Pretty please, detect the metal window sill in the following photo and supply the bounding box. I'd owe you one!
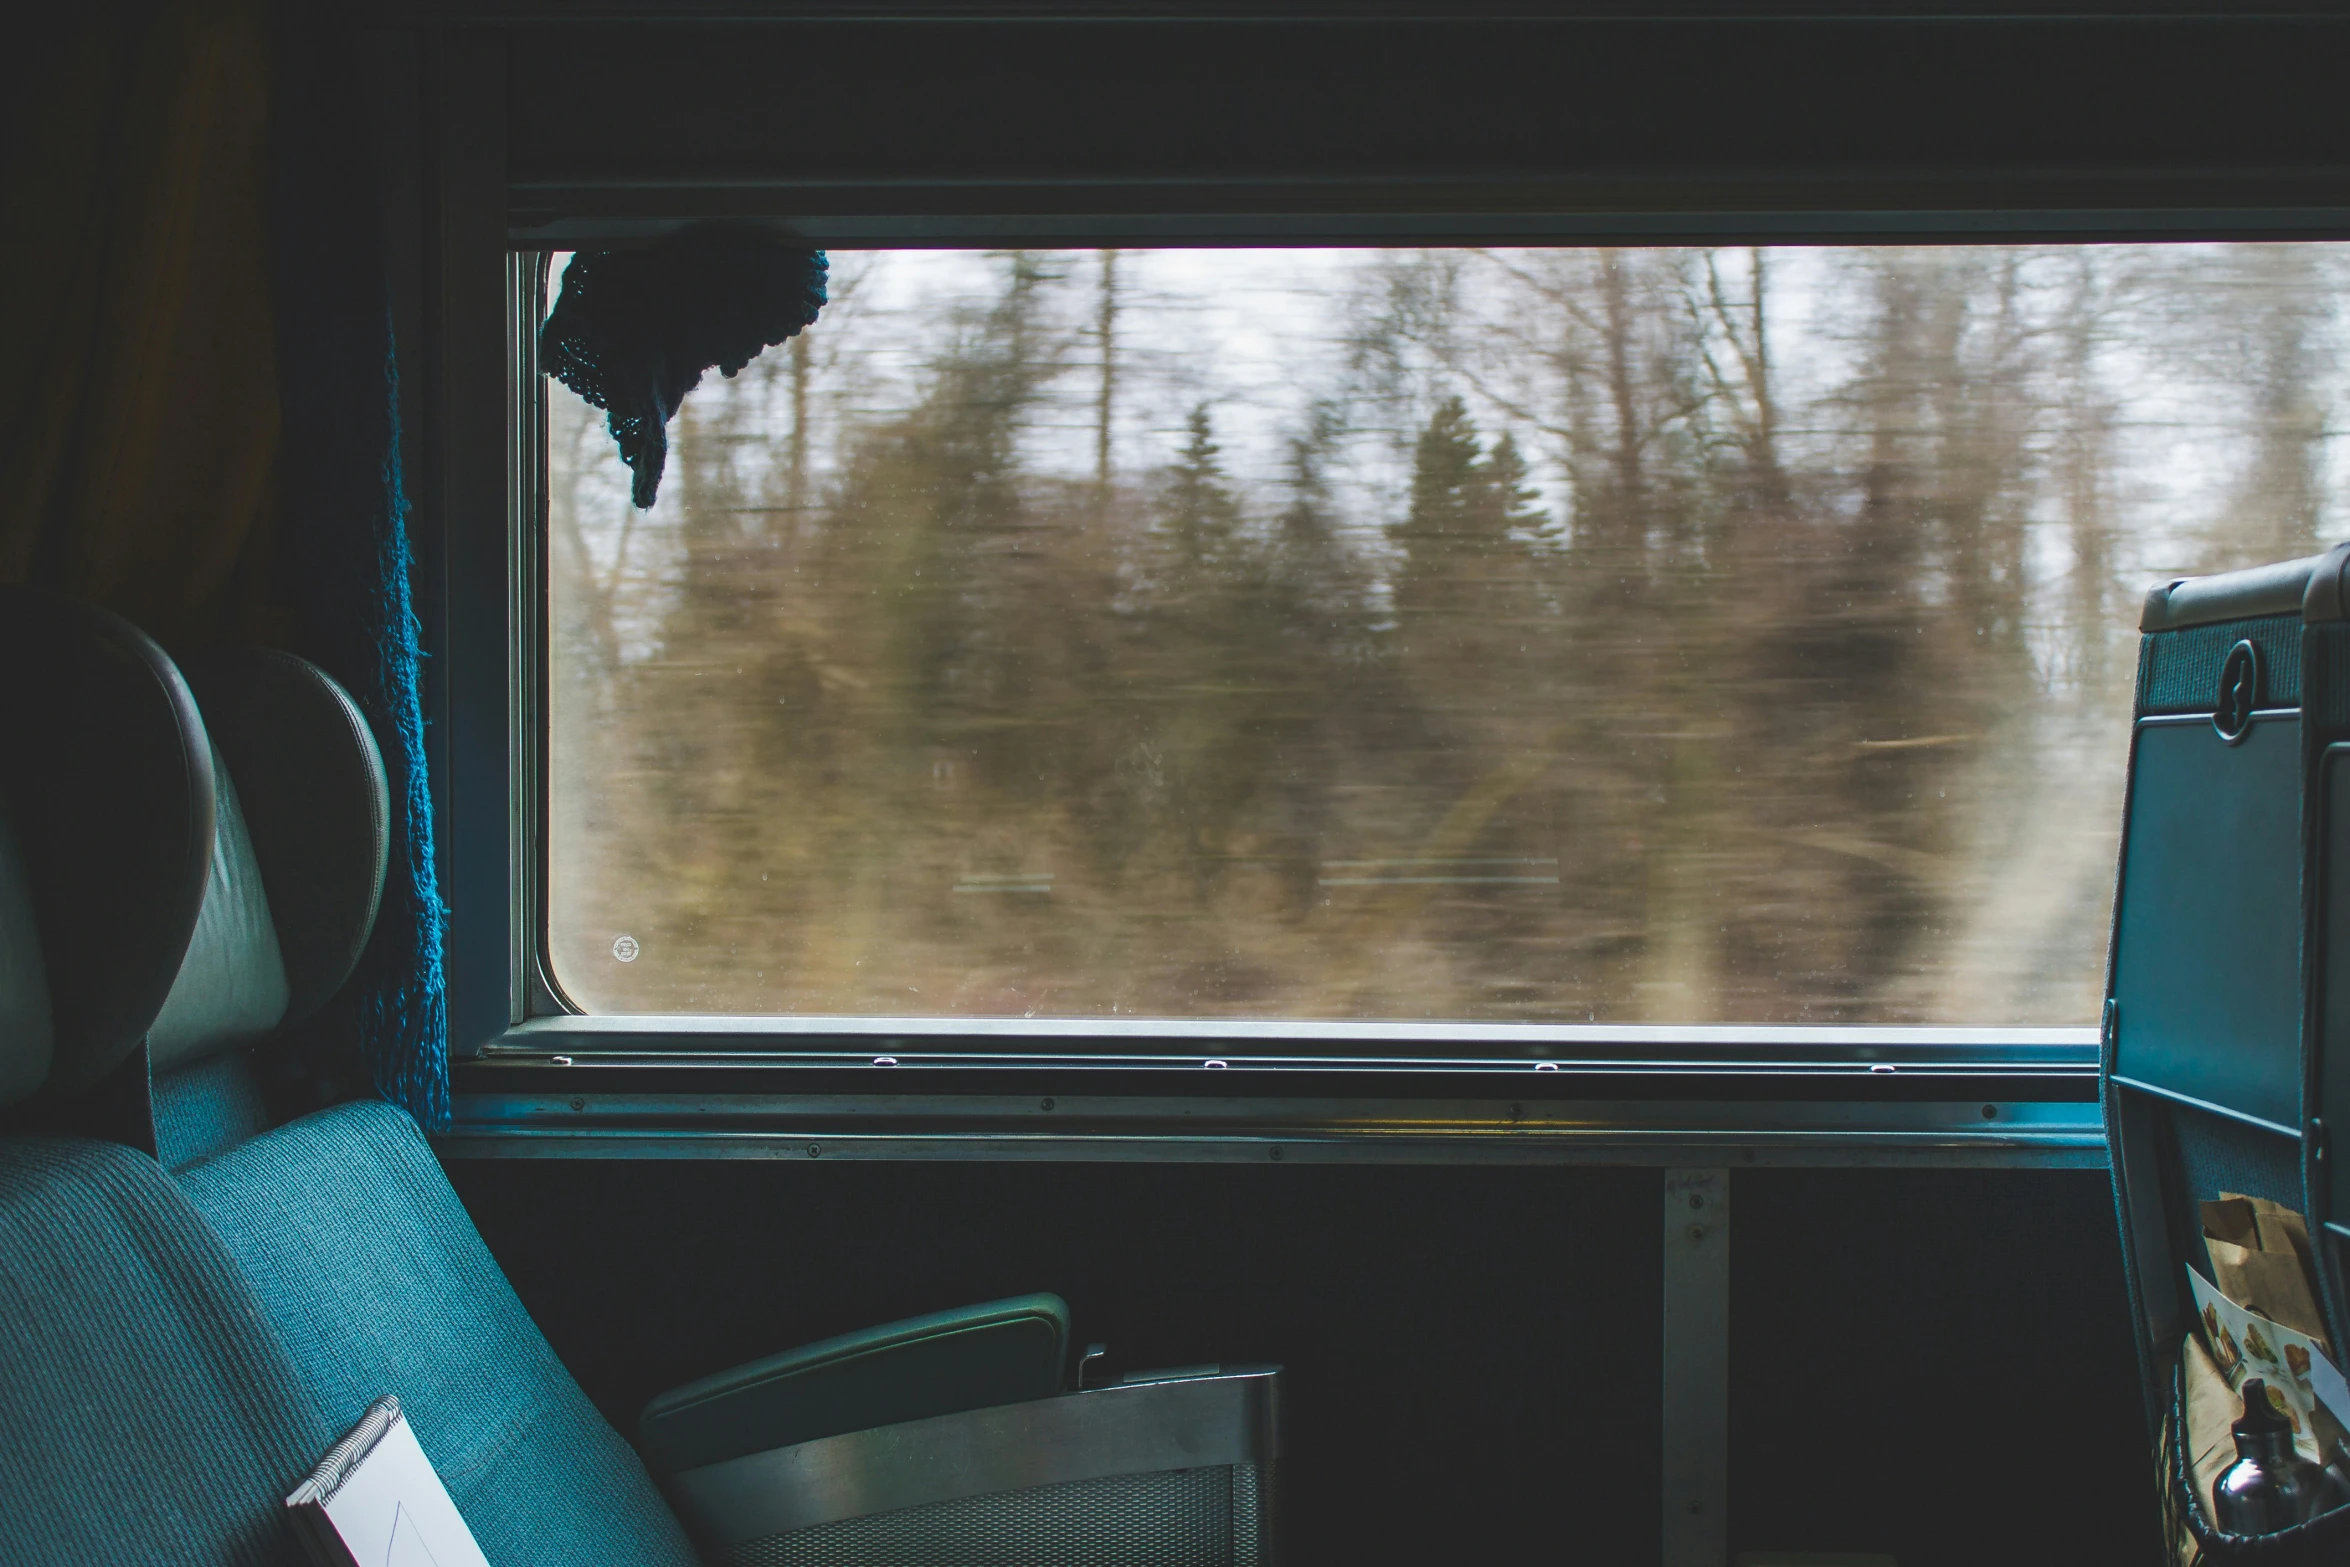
[445,1022,2105,1167]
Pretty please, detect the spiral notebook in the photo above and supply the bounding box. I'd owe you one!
[285,1396,491,1567]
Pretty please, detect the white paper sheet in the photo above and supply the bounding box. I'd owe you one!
[291,1403,491,1567]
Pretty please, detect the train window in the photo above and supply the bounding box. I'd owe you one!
[540,243,2342,1030]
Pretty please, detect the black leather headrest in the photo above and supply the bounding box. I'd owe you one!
[0,590,214,1094]
[180,649,388,1033]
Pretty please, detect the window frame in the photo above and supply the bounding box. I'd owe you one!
[417,14,2350,1158]
[481,237,2107,1158]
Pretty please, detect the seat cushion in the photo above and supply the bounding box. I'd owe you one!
[177,1100,700,1567]
[0,1137,329,1566]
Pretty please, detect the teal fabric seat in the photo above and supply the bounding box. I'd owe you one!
[178,1099,703,1567]
[0,1138,332,1567]
[0,596,689,1566]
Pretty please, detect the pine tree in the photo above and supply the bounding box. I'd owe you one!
[1402,396,1486,552]
[1163,404,1243,586]
[1481,431,1544,538]
[1394,396,1543,647]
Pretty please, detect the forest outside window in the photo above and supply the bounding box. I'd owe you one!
[542,244,2344,1032]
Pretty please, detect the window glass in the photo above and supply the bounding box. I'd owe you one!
[546,245,2346,1025]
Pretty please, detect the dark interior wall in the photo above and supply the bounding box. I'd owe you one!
[447,1156,2149,1565]
[450,1157,1663,1563]
[1729,1170,2154,1564]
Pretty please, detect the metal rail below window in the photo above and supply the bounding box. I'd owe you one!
[441,1022,2102,1168]
[442,1083,2103,1171]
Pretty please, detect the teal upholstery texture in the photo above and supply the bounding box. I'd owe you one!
[177,1100,702,1567]
[154,1052,274,1172]
[2135,610,2303,716]
[640,1292,1070,1473]
[0,1138,329,1567]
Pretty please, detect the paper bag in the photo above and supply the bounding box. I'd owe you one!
[2184,1332,2241,1528]
[2205,1194,2329,1346]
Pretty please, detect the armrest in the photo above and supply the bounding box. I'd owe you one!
[638,1293,1070,1473]
[664,1365,1284,1551]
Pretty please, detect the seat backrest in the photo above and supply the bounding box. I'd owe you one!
[2104,548,2350,1556]
[2109,554,2350,1375]
[137,635,701,1567]
[0,617,335,1566]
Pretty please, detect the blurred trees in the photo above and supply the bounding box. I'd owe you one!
[547,245,2348,1028]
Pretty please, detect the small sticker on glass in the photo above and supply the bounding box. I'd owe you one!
[611,935,640,963]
